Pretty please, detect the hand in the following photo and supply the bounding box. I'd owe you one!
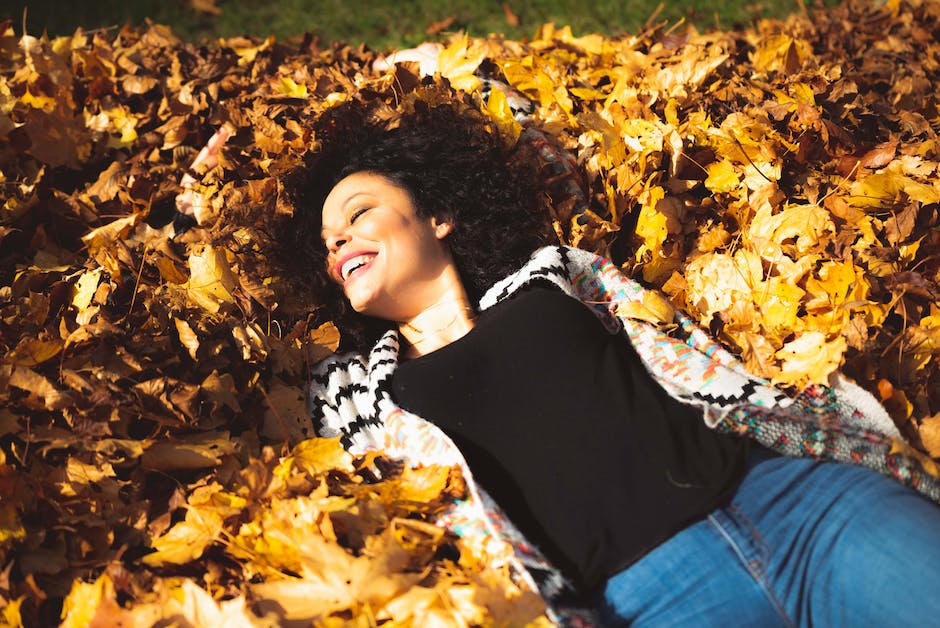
[175,123,235,225]
[372,42,443,77]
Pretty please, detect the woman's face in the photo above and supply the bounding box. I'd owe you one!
[321,171,454,321]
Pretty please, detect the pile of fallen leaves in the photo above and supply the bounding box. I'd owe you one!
[2,0,940,624]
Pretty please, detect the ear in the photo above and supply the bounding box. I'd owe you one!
[430,216,453,239]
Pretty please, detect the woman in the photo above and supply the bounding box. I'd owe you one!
[281,100,940,626]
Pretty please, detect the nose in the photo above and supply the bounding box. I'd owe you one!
[324,231,348,253]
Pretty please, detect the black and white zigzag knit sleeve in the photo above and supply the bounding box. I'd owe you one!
[306,330,402,454]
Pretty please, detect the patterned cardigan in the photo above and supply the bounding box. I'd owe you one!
[302,245,940,620]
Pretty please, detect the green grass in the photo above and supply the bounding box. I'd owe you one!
[7,0,837,50]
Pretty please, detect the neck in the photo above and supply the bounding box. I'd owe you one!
[398,291,476,358]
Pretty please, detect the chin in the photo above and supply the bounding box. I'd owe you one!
[347,298,371,314]
[347,293,382,317]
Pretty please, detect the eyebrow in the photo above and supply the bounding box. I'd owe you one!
[320,191,372,238]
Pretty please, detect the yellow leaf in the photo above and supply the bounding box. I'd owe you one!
[309,321,341,363]
[620,118,664,152]
[155,255,188,284]
[59,458,116,497]
[291,437,355,476]
[143,506,224,566]
[252,524,424,621]
[567,208,620,253]
[737,331,780,380]
[897,325,940,376]
[189,483,249,513]
[381,586,460,624]
[174,317,200,360]
[253,577,357,621]
[436,34,484,93]
[183,244,237,313]
[174,580,260,628]
[394,465,452,504]
[2,595,24,628]
[751,34,811,74]
[746,204,834,260]
[80,214,140,255]
[755,278,805,342]
[20,87,57,112]
[773,331,846,386]
[569,86,608,101]
[552,82,574,115]
[485,86,522,144]
[549,24,606,55]
[276,76,308,99]
[231,321,268,362]
[232,494,343,575]
[772,82,816,112]
[697,224,731,253]
[704,159,740,194]
[60,573,113,628]
[0,502,26,546]
[685,250,764,326]
[615,291,675,325]
[791,82,816,106]
[226,35,274,66]
[898,237,922,265]
[71,268,102,313]
[634,185,667,260]
[805,259,861,309]
[742,161,781,192]
[899,178,940,205]
[851,173,940,208]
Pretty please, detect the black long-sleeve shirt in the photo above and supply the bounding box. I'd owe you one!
[391,284,747,593]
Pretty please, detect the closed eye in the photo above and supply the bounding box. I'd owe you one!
[349,207,370,224]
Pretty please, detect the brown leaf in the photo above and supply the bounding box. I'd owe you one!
[309,321,340,363]
[859,141,898,169]
[201,370,242,413]
[85,161,127,203]
[80,214,140,254]
[142,507,224,566]
[883,203,918,245]
[426,15,457,35]
[6,365,72,410]
[3,336,63,367]
[140,431,237,471]
[918,414,940,458]
[262,379,314,441]
[189,0,223,16]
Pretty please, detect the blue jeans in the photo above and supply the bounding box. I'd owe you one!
[598,447,940,626]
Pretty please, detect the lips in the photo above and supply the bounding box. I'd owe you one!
[335,251,377,283]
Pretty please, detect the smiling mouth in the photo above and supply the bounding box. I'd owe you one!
[340,254,377,282]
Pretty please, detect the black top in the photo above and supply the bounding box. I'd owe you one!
[391,284,747,593]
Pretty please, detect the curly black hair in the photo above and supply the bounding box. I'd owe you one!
[278,98,555,353]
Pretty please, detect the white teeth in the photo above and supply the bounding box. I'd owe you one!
[341,254,375,281]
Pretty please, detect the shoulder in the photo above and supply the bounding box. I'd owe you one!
[500,281,582,311]
[479,245,579,309]
[484,282,606,335]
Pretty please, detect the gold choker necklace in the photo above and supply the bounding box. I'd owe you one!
[401,305,475,343]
